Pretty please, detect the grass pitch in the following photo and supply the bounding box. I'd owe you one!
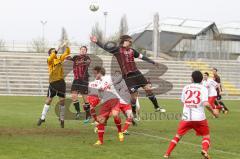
[0,96,239,159]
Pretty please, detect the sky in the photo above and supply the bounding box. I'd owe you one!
[0,0,239,43]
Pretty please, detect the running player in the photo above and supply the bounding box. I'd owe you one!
[202,72,222,117]
[90,35,166,118]
[212,67,229,114]
[37,42,70,128]
[163,70,215,159]
[67,46,91,121]
[91,66,124,145]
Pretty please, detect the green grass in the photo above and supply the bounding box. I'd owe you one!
[0,96,239,159]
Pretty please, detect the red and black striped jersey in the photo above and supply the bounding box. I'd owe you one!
[71,55,91,80]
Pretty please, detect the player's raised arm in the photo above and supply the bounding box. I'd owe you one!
[60,45,71,62]
[90,36,118,54]
[133,49,160,68]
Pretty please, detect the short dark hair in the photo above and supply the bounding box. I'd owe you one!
[48,48,56,55]
[192,70,203,83]
[204,72,209,76]
[80,46,88,51]
[93,66,105,75]
[212,67,218,72]
[120,35,132,45]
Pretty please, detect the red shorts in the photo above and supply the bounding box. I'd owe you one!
[98,99,119,118]
[114,103,132,114]
[177,120,209,136]
[87,95,100,108]
[208,96,217,109]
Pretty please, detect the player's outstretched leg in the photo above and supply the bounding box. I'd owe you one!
[94,123,105,145]
[143,84,166,112]
[164,135,181,158]
[73,100,81,119]
[83,103,91,123]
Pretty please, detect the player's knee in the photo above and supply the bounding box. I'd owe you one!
[45,97,52,105]
[97,116,106,124]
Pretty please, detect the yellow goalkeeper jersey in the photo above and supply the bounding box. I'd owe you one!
[47,47,70,83]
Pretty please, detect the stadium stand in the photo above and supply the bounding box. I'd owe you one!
[0,52,239,99]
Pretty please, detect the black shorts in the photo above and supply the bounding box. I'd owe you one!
[123,70,148,93]
[47,79,66,98]
[71,78,89,94]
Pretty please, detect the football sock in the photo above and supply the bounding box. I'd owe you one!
[84,103,91,119]
[131,99,137,115]
[114,116,122,133]
[148,94,160,109]
[97,124,105,143]
[165,136,180,156]
[202,137,210,152]
[123,117,132,132]
[59,105,65,121]
[73,101,80,113]
[41,104,50,120]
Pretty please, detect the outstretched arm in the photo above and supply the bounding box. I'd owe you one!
[133,49,160,68]
[90,36,118,54]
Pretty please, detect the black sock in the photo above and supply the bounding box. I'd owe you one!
[219,101,228,110]
[148,94,159,109]
[84,103,91,119]
[73,101,80,113]
[131,99,137,115]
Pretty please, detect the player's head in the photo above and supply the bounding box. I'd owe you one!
[79,46,88,55]
[93,66,105,80]
[191,70,203,83]
[203,72,209,80]
[120,35,133,48]
[48,48,57,56]
[212,67,218,75]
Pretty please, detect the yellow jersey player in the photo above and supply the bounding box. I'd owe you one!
[37,41,70,128]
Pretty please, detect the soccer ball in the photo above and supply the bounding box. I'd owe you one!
[89,3,99,12]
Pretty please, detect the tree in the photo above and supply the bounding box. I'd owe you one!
[0,39,6,51]
[31,37,48,53]
[59,27,70,53]
[91,22,104,54]
[119,14,128,37]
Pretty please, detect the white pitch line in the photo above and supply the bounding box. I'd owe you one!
[130,131,240,157]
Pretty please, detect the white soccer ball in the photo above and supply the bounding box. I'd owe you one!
[89,3,99,12]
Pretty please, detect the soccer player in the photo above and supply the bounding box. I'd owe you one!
[37,42,70,128]
[90,35,166,117]
[67,46,91,121]
[113,71,135,135]
[202,72,222,117]
[212,67,229,114]
[163,71,215,159]
[91,66,124,145]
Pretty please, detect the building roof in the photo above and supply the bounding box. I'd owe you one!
[129,17,216,36]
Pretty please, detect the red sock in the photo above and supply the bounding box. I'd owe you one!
[114,117,122,133]
[123,118,132,132]
[97,124,105,143]
[90,108,97,121]
[202,137,210,152]
[165,136,180,156]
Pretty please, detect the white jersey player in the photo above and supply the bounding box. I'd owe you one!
[202,72,222,117]
[164,71,214,159]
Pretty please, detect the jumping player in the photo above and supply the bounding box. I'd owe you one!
[37,42,70,128]
[202,72,222,117]
[212,67,229,114]
[90,35,166,117]
[164,71,215,159]
[67,46,91,121]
